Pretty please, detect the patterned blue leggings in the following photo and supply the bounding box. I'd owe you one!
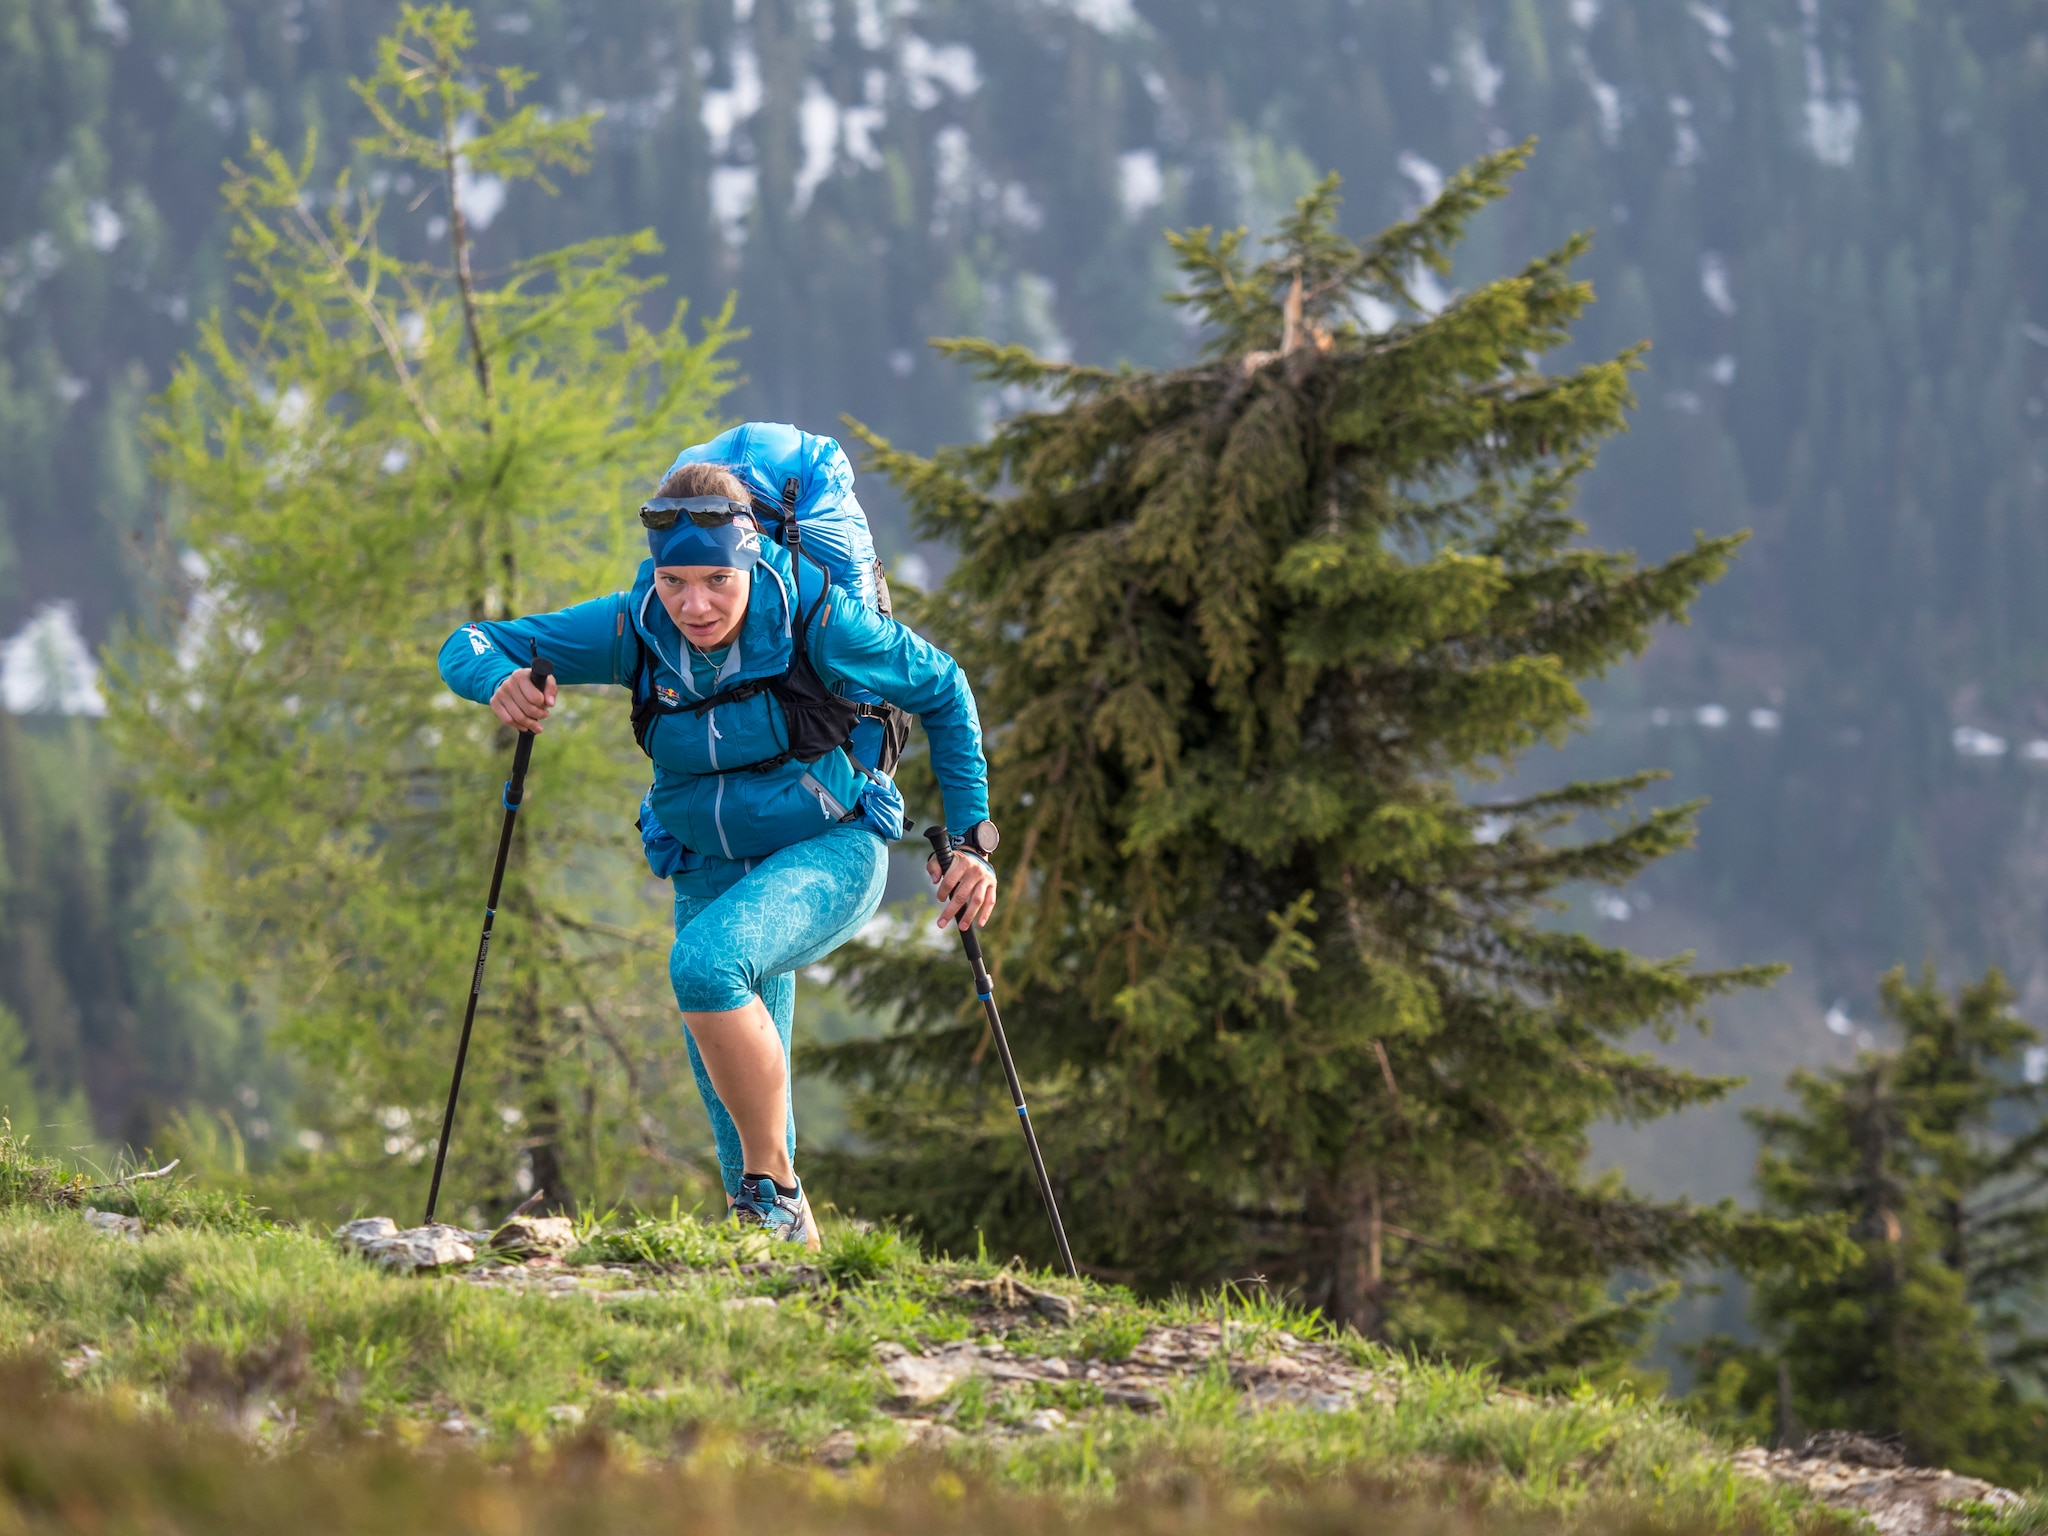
[669,824,888,1196]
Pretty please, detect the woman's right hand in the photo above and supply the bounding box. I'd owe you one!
[490,668,558,732]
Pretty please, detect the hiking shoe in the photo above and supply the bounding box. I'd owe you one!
[732,1173,810,1244]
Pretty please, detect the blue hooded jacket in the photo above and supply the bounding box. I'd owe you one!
[436,536,987,878]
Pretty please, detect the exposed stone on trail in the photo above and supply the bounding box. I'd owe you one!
[1034,1292,1079,1325]
[953,1273,1078,1324]
[490,1216,577,1256]
[874,1341,981,1405]
[1730,1438,2023,1536]
[82,1208,143,1241]
[868,1321,1398,1418]
[813,1428,860,1467]
[335,1218,483,1273]
[61,1344,102,1378]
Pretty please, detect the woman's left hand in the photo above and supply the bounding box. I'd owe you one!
[927,850,998,932]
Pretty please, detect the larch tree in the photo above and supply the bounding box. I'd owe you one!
[106,6,734,1221]
[828,146,1837,1374]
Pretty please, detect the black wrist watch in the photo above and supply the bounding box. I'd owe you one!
[955,820,1000,858]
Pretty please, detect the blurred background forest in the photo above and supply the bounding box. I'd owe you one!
[3,0,2047,1361]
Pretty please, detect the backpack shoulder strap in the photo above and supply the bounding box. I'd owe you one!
[780,474,802,556]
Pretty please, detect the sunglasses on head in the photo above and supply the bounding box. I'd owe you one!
[639,495,758,531]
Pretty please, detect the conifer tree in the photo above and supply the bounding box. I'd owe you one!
[1691,967,2048,1480]
[105,6,734,1219]
[829,147,1836,1371]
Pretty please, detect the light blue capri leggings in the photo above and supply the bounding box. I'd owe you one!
[669,823,889,1196]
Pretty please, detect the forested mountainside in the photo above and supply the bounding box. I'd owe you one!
[3,0,2047,1155]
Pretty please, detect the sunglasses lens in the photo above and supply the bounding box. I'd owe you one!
[642,496,749,530]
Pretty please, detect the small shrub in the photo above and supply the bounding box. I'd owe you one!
[574,1218,726,1267]
[822,1223,913,1286]
[1961,1497,2048,1536]
[0,1121,86,1210]
[1076,1310,1148,1362]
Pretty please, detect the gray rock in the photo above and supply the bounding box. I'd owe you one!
[82,1208,143,1242]
[1031,1290,1080,1325]
[814,1428,860,1467]
[490,1216,577,1256]
[1731,1445,2022,1536]
[363,1223,475,1273]
[334,1217,399,1254]
[874,1341,982,1404]
[898,1419,964,1452]
[62,1344,103,1378]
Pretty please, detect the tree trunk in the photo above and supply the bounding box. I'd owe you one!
[1325,1163,1385,1336]
[512,963,571,1215]
[502,822,571,1214]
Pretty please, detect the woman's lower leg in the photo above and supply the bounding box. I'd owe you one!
[683,996,796,1186]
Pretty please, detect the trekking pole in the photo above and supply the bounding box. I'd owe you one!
[924,824,1078,1279]
[423,653,554,1226]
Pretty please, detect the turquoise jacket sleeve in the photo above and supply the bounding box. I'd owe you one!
[436,594,638,704]
[810,589,990,833]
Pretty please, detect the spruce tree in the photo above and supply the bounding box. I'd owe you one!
[828,146,1834,1371]
[1692,967,2048,1480]
[106,6,734,1220]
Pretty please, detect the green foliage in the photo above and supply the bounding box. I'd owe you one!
[823,154,1838,1377]
[1690,968,2048,1482]
[821,1222,915,1286]
[0,715,233,1156]
[0,1118,86,1211]
[103,7,736,1223]
[1074,1309,1147,1363]
[570,1211,744,1268]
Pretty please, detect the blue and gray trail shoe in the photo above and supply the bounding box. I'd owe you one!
[733,1172,812,1246]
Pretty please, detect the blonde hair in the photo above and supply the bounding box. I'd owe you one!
[655,461,751,504]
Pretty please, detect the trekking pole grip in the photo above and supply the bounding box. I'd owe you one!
[504,656,554,796]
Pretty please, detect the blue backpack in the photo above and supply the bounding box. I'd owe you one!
[663,422,893,618]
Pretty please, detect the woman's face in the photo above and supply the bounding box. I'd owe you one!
[656,565,750,651]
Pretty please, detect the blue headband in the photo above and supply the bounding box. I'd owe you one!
[649,516,763,570]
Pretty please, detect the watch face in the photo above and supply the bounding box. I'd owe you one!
[971,820,1000,852]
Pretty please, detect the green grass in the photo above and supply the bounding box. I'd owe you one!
[0,1124,1828,1533]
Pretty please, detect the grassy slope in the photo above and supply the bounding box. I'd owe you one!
[0,1131,1817,1533]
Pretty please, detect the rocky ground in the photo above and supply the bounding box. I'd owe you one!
[1731,1433,2025,1536]
[325,1218,2028,1533]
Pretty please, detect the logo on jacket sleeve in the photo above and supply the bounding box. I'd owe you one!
[654,683,682,709]
[464,624,493,655]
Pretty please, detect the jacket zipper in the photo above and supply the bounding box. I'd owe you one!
[799,771,848,821]
[712,774,734,858]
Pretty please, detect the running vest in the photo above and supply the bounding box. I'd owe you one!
[630,525,912,777]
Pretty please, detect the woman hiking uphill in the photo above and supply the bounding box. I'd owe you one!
[436,451,998,1250]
